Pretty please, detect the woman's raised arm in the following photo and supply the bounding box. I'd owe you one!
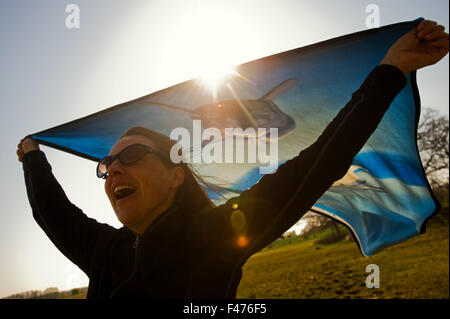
[197,20,448,262]
[222,64,406,256]
[19,142,118,276]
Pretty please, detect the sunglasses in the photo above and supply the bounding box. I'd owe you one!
[97,144,158,179]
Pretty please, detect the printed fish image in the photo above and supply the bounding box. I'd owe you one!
[332,165,384,192]
[147,79,299,144]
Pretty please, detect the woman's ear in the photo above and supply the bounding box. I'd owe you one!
[170,166,185,189]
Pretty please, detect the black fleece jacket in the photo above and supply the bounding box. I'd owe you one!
[22,65,406,298]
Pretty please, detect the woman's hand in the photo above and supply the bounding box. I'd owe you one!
[17,137,40,162]
[380,20,449,75]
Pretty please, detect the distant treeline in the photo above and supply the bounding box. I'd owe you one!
[3,287,88,299]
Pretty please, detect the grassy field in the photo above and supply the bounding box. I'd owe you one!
[236,218,449,299]
[65,215,448,299]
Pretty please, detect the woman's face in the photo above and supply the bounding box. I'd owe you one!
[104,135,182,234]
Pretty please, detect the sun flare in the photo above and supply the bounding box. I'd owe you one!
[198,63,236,96]
[159,3,262,96]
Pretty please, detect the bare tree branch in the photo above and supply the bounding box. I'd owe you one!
[417,108,449,189]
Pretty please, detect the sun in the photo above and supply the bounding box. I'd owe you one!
[198,63,236,96]
[159,4,262,96]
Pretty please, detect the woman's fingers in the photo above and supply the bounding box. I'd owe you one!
[416,20,438,35]
[17,137,40,162]
[416,24,445,37]
[416,21,449,55]
[417,24,444,39]
[17,148,24,162]
[17,139,24,162]
[431,38,450,51]
[423,30,448,41]
[381,19,448,73]
[417,20,437,31]
[22,137,40,153]
[419,26,446,40]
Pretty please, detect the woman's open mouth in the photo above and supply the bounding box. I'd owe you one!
[114,184,137,200]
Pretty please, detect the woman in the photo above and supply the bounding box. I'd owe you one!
[17,20,448,298]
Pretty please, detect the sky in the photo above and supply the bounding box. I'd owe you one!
[0,0,448,298]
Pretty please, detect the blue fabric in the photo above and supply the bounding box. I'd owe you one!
[32,18,438,256]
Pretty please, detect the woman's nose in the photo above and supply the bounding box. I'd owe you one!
[107,158,126,176]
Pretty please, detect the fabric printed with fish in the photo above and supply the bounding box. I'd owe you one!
[30,18,438,256]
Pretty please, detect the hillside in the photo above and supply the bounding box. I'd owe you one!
[237,218,448,298]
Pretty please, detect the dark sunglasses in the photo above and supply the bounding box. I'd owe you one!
[97,144,157,179]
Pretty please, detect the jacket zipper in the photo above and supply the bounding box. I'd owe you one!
[109,235,141,298]
[133,236,139,249]
[108,206,178,298]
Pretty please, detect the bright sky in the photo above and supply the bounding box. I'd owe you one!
[1,0,448,298]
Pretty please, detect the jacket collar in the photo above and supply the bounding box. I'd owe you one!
[124,204,180,239]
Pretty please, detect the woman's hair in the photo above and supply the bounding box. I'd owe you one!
[120,126,216,213]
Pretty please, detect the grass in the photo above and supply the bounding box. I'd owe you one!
[236,219,449,299]
[67,291,88,299]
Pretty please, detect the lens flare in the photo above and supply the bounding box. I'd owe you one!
[199,64,236,98]
[237,236,248,247]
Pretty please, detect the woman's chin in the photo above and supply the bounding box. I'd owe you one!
[115,207,140,228]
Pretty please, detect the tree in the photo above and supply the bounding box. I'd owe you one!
[71,288,80,296]
[417,108,449,189]
[296,212,335,237]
